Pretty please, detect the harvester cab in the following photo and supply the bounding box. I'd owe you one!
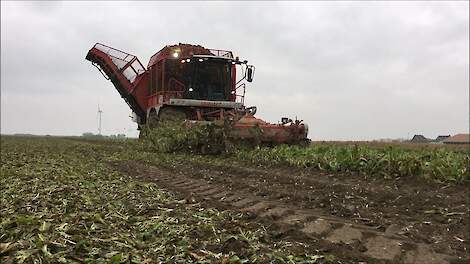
[85,43,309,144]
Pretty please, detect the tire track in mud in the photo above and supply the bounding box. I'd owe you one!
[113,161,467,264]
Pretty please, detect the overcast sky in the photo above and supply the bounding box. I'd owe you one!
[1,1,468,140]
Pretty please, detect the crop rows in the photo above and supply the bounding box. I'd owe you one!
[235,144,469,182]
[0,136,332,263]
[140,122,469,182]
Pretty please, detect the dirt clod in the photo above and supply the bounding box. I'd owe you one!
[364,236,401,260]
[302,218,332,235]
[221,237,250,257]
[326,225,363,244]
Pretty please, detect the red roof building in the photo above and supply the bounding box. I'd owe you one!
[443,134,470,144]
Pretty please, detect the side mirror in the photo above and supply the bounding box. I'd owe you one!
[246,66,254,82]
[281,117,292,125]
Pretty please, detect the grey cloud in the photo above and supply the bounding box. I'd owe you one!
[1,1,468,140]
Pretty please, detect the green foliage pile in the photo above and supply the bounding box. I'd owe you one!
[235,144,469,182]
[138,121,468,182]
[1,137,330,263]
[141,121,229,154]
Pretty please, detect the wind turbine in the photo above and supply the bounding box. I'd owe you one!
[98,105,103,135]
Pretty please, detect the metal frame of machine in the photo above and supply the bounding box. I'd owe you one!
[85,43,308,144]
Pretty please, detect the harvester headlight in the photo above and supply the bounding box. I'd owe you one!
[181,59,185,63]
[189,87,194,92]
[198,58,203,62]
[186,59,190,63]
[172,52,179,58]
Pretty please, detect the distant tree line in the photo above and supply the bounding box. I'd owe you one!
[81,132,126,139]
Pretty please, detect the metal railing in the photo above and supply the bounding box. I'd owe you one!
[208,49,233,59]
[94,43,146,83]
[235,83,246,104]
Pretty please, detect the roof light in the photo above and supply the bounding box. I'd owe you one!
[172,52,179,58]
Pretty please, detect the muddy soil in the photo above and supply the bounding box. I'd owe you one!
[111,160,469,263]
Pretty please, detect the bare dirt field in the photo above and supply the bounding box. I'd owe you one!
[112,159,469,264]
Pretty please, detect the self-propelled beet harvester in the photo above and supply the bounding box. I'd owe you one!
[85,43,308,144]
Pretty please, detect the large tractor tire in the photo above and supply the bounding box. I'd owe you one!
[158,107,187,123]
[138,111,158,139]
[147,110,159,128]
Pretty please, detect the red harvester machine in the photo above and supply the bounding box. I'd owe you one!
[85,43,308,144]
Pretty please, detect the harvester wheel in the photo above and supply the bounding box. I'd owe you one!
[298,138,312,147]
[147,111,159,128]
[138,129,146,139]
[158,107,187,123]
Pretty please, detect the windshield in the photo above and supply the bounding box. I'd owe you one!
[164,58,232,101]
[190,59,231,101]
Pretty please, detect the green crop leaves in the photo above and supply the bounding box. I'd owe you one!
[137,123,468,183]
[235,144,469,182]
[1,136,334,263]
[142,121,229,155]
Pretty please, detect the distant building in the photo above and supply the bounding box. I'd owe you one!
[434,135,450,143]
[443,134,470,144]
[410,135,431,143]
